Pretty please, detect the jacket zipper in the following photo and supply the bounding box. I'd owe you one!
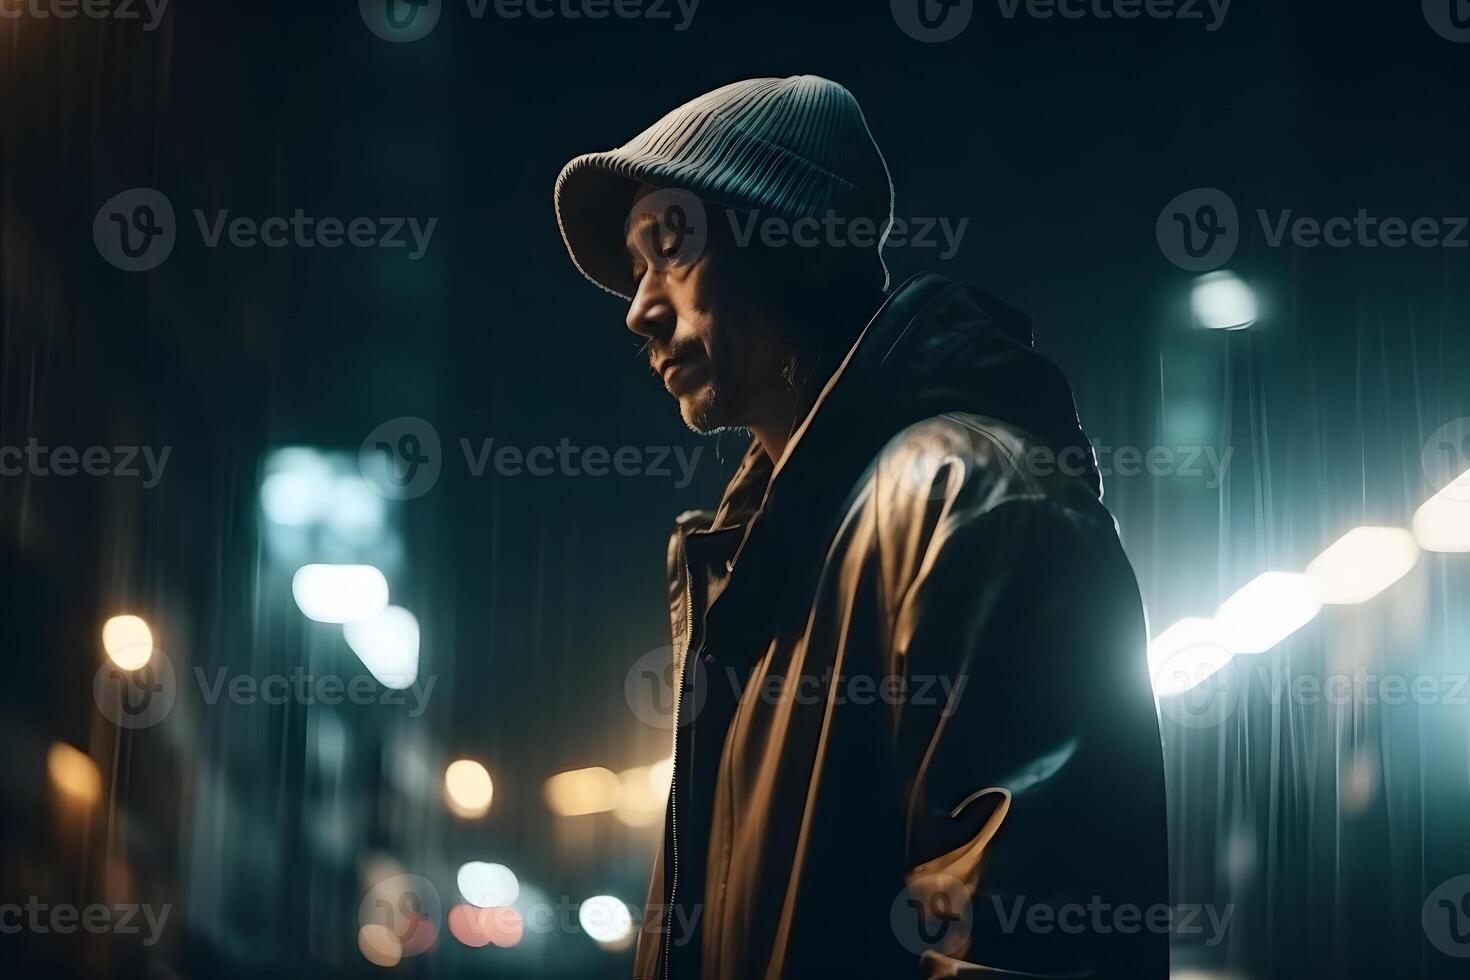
[663,554,694,979]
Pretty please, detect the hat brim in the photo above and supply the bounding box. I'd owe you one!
[554,151,669,301]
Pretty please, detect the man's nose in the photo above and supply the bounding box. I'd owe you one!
[625,279,675,341]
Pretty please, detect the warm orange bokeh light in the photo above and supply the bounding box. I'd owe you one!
[444,759,493,819]
[101,614,153,670]
[48,742,102,806]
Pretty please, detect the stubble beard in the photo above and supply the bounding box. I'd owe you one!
[680,379,739,435]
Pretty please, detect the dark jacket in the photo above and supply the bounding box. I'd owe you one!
[633,273,1169,979]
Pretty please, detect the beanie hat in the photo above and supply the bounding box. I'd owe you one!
[554,75,895,300]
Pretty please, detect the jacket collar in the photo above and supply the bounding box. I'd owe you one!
[691,271,1099,637]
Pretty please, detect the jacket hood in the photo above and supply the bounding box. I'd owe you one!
[851,272,1101,498]
[710,272,1101,535]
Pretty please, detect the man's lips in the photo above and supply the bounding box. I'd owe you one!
[659,357,708,393]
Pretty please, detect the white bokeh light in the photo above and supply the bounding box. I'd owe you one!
[1214,572,1322,654]
[1191,270,1258,330]
[1306,526,1419,605]
[457,862,519,909]
[291,564,389,623]
[1413,471,1470,553]
[1148,617,1234,697]
[343,605,419,689]
[578,895,633,945]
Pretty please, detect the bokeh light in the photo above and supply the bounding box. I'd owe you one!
[101,614,153,670]
[48,742,102,806]
[1190,270,1258,330]
[1148,618,1233,696]
[614,759,672,827]
[343,605,420,689]
[1214,571,1322,654]
[357,924,402,968]
[578,895,633,945]
[444,759,493,819]
[448,904,524,949]
[291,563,389,623]
[1412,470,1470,552]
[457,861,519,908]
[260,448,333,526]
[544,766,620,817]
[1306,526,1420,604]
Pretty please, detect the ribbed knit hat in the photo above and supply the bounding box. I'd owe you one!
[554,75,895,300]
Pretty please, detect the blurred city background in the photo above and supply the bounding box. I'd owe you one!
[1,1,1468,977]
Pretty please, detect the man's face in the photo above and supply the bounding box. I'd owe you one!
[624,187,796,434]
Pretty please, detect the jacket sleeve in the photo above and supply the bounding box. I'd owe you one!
[878,454,1168,978]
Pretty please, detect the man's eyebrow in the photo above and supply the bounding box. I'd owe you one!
[625,213,658,253]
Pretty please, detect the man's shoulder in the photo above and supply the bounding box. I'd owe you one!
[866,412,1104,520]
[846,413,1131,638]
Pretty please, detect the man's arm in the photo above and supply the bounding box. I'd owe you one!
[885,486,1169,980]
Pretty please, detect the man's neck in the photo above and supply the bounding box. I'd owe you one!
[750,421,792,466]
[748,366,830,465]
[748,287,884,464]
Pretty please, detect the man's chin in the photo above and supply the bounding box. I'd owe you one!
[677,386,736,435]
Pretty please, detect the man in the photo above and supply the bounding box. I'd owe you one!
[555,75,1169,979]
